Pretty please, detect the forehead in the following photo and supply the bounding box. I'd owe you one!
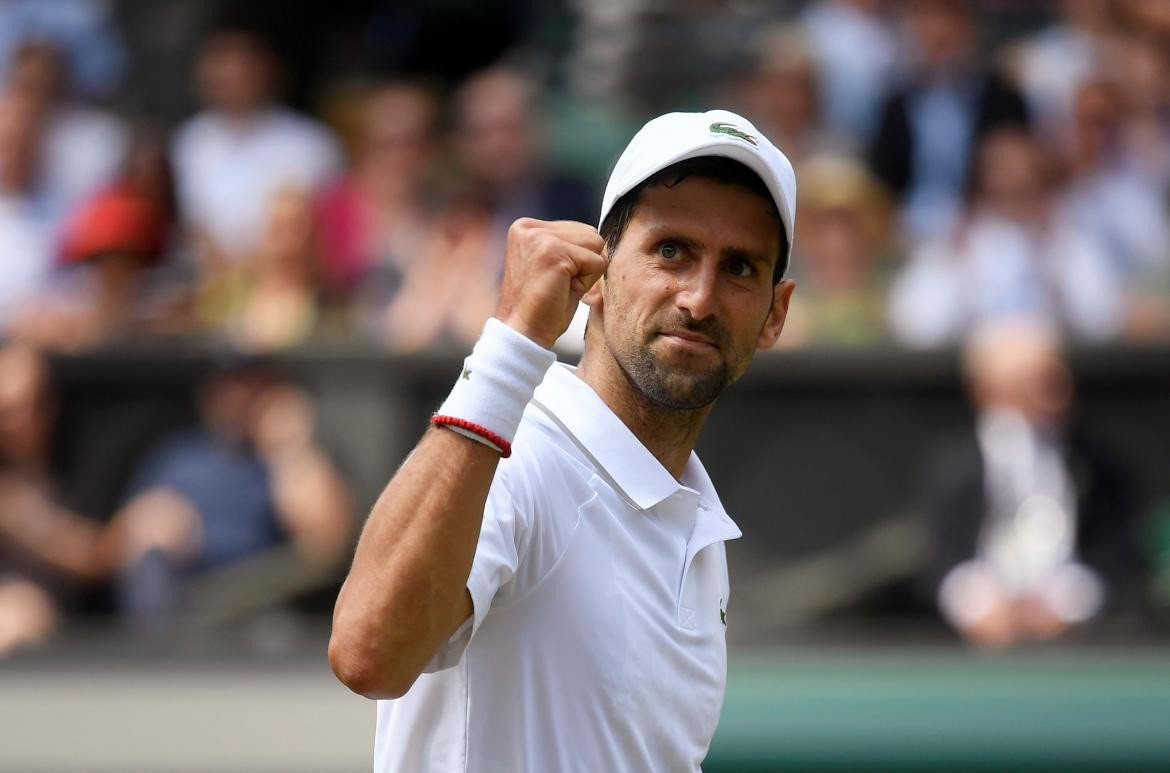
[624,176,781,258]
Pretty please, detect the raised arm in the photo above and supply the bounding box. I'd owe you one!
[328,218,606,699]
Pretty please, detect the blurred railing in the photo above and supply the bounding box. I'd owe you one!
[47,340,1170,632]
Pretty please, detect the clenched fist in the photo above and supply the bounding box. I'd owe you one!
[495,218,607,348]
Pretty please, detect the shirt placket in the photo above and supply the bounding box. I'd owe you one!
[674,494,739,629]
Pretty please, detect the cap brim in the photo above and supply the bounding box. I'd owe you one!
[600,136,794,277]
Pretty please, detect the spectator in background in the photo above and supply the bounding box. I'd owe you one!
[350,65,592,353]
[316,80,503,352]
[888,127,1124,347]
[780,153,895,348]
[197,186,323,353]
[1057,78,1170,336]
[8,126,177,350]
[449,66,593,278]
[3,38,128,222]
[729,25,844,166]
[369,190,502,352]
[917,320,1139,648]
[172,20,341,271]
[1011,0,1119,142]
[868,0,1029,241]
[105,364,352,629]
[316,81,441,302]
[799,0,898,146]
[1112,32,1170,189]
[1116,0,1170,43]
[0,0,127,102]
[0,344,106,656]
[0,89,55,329]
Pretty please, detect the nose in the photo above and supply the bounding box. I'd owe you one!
[674,262,719,321]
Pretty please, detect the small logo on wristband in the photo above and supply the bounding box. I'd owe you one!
[462,367,472,380]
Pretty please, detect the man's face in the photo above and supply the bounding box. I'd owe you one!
[196,33,274,115]
[585,176,793,410]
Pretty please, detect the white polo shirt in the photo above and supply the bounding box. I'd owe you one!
[374,363,742,772]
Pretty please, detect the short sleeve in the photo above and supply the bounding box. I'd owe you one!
[422,460,532,672]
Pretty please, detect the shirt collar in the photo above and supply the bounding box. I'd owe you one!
[532,363,738,540]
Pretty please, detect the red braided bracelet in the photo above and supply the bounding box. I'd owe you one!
[431,415,512,458]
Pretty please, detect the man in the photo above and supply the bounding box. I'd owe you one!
[329,109,797,771]
[918,319,1138,649]
[172,20,341,267]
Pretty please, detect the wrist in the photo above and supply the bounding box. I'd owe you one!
[497,313,557,349]
[432,317,556,457]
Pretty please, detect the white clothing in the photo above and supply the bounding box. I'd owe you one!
[0,195,55,326]
[1016,25,1101,139]
[1061,167,1170,281]
[40,104,128,219]
[800,0,897,144]
[939,410,1104,627]
[888,211,1125,347]
[172,107,341,259]
[374,363,742,772]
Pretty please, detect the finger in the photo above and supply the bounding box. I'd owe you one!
[570,269,603,296]
[539,222,606,252]
[561,241,608,279]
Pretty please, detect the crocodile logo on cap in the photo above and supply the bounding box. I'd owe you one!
[709,122,758,146]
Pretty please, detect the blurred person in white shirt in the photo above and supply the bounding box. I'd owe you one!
[799,0,898,146]
[172,21,341,270]
[1,32,128,223]
[917,320,1139,648]
[888,127,1124,347]
[0,89,54,330]
[1011,0,1120,142]
[1057,78,1170,337]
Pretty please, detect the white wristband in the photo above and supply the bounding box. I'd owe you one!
[433,318,556,456]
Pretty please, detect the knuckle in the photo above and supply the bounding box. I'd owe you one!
[534,232,560,256]
[509,217,536,235]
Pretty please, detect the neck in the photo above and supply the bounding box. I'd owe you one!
[576,343,712,479]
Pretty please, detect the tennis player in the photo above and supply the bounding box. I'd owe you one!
[329,109,797,771]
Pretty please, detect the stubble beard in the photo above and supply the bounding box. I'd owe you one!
[607,305,736,410]
[599,278,747,412]
[618,343,729,410]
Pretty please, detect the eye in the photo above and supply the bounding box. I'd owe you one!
[727,258,754,278]
[658,241,681,260]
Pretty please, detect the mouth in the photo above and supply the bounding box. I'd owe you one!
[657,329,719,352]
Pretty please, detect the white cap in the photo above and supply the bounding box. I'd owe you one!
[599,109,797,277]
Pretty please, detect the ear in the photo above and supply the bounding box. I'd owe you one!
[756,278,795,350]
[582,249,608,308]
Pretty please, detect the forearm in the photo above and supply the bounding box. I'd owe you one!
[0,491,104,581]
[268,446,354,566]
[330,219,604,699]
[329,427,500,698]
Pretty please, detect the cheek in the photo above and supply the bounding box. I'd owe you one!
[728,293,775,349]
[603,269,655,329]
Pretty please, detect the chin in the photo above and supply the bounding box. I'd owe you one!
[639,361,728,411]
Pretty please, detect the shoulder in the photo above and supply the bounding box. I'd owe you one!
[496,404,596,512]
[485,404,598,573]
[267,109,340,151]
[171,113,220,163]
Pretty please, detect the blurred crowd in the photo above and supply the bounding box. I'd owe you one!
[0,0,1168,356]
[2,0,1170,655]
